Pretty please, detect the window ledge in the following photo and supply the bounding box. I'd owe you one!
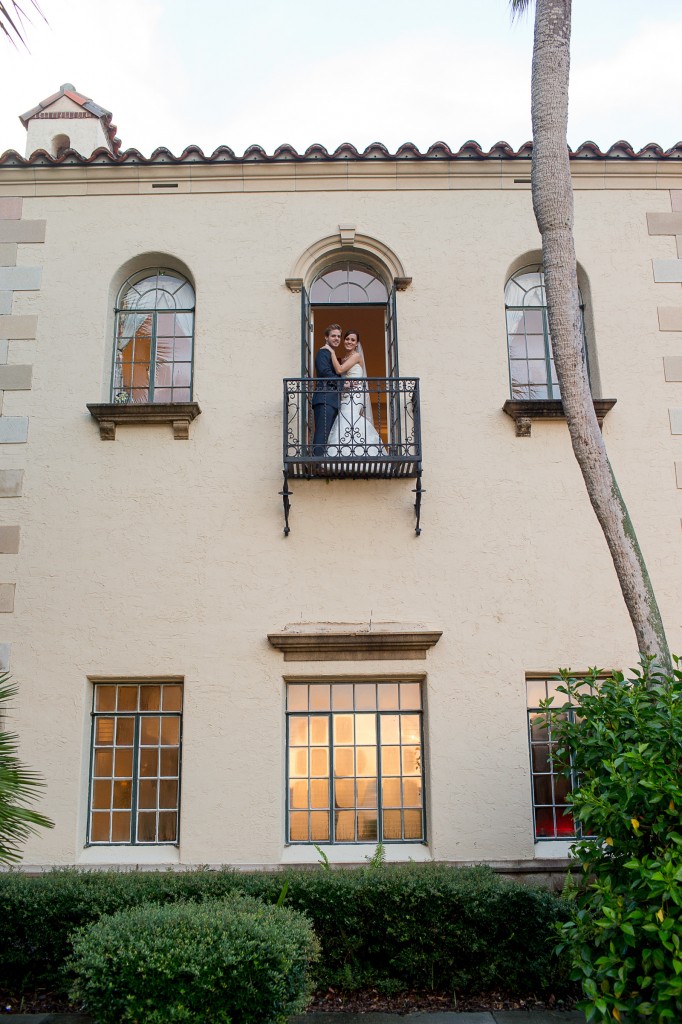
[503,398,617,437]
[268,624,442,662]
[87,402,201,440]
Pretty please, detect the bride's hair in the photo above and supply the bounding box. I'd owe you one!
[343,329,360,344]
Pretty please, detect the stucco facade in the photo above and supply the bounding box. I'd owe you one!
[1,92,681,873]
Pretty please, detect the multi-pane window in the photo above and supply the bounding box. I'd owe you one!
[88,682,182,845]
[112,269,195,404]
[527,677,594,840]
[310,262,389,304]
[505,265,588,400]
[286,681,425,844]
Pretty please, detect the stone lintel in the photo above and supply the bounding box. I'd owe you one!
[268,626,443,662]
[87,401,201,440]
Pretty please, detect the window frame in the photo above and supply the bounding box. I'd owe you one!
[526,675,595,842]
[111,269,196,406]
[285,680,427,846]
[505,265,589,401]
[86,680,183,847]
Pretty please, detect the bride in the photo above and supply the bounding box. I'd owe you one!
[327,330,385,456]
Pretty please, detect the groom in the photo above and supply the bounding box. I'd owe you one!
[311,324,342,456]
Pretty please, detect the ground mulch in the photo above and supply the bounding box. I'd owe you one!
[2,986,578,1016]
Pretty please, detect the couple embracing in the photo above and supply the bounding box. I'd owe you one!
[311,324,385,458]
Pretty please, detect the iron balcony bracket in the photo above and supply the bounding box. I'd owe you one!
[279,473,292,536]
[413,471,424,536]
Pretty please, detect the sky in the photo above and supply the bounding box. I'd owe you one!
[0,0,681,158]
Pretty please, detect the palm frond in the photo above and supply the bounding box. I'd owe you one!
[0,0,46,49]
[0,673,54,864]
[509,0,533,20]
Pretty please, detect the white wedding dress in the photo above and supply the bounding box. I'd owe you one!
[326,362,385,457]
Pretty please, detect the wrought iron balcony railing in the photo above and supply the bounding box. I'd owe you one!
[281,377,422,535]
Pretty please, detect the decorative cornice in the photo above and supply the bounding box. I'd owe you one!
[268,627,443,662]
[2,139,681,168]
[87,401,201,440]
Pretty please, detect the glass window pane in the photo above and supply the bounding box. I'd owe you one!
[554,773,572,805]
[380,715,400,744]
[140,749,159,777]
[356,747,377,777]
[381,746,400,775]
[530,714,549,743]
[357,778,377,808]
[333,715,354,745]
[158,811,178,842]
[355,684,376,711]
[331,684,354,711]
[95,686,116,712]
[162,685,183,712]
[402,746,421,776]
[92,779,111,810]
[310,748,329,776]
[382,777,401,806]
[111,811,131,843]
[287,685,308,712]
[138,779,158,809]
[526,335,546,359]
[403,777,422,807]
[137,811,157,843]
[377,683,399,710]
[357,810,378,842]
[535,806,556,838]
[160,718,180,745]
[117,687,138,711]
[141,717,160,745]
[159,779,178,808]
[289,749,308,778]
[310,811,329,842]
[90,812,110,842]
[310,717,329,746]
[533,774,553,804]
[383,809,402,840]
[95,718,115,746]
[403,809,423,840]
[355,715,376,744]
[335,810,355,841]
[310,779,329,809]
[401,715,420,744]
[526,679,547,708]
[523,309,544,332]
[510,360,530,385]
[160,747,179,776]
[116,718,134,745]
[399,683,421,710]
[529,361,549,385]
[94,749,113,776]
[334,779,355,807]
[113,780,132,809]
[532,745,551,772]
[333,747,354,776]
[289,811,308,842]
[139,685,161,711]
[114,747,133,777]
[290,779,308,809]
[309,685,330,711]
[289,717,308,746]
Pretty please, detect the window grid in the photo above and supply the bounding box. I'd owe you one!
[88,683,182,845]
[505,265,587,400]
[286,681,425,845]
[113,269,195,405]
[526,677,594,841]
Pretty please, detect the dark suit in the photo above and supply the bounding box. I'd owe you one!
[311,347,341,456]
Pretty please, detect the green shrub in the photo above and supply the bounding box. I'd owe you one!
[68,895,319,1024]
[0,863,569,999]
[551,658,682,1023]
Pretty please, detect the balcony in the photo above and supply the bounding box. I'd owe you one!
[281,377,422,534]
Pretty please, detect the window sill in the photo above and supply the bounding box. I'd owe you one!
[281,843,431,865]
[87,401,201,440]
[503,398,617,437]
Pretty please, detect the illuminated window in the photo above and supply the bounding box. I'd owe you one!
[286,681,425,844]
[112,269,195,405]
[88,682,182,845]
[505,265,588,400]
[527,677,594,841]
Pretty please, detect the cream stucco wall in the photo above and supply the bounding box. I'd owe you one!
[1,158,680,869]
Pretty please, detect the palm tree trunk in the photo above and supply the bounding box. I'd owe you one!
[529,0,670,667]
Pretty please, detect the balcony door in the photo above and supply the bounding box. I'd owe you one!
[302,262,398,442]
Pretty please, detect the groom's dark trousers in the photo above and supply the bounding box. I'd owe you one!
[311,347,341,456]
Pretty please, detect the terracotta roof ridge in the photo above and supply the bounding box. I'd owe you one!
[2,140,682,167]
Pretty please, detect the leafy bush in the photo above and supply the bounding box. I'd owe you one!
[551,658,682,1023]
[68,894,319,1024]
[0,863,569,999]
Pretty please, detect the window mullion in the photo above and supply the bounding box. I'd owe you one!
[131,715,140,843]
[149,312,158,402]
[376,711,383,843]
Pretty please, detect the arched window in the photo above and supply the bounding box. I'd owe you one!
[112,269,195,404]
[52,133,70,158]
[505,265,588,400]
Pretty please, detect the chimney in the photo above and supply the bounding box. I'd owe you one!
[20,83,121,158]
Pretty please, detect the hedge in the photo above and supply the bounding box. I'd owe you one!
[0,863,570,997]
[68,895,319,1024]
